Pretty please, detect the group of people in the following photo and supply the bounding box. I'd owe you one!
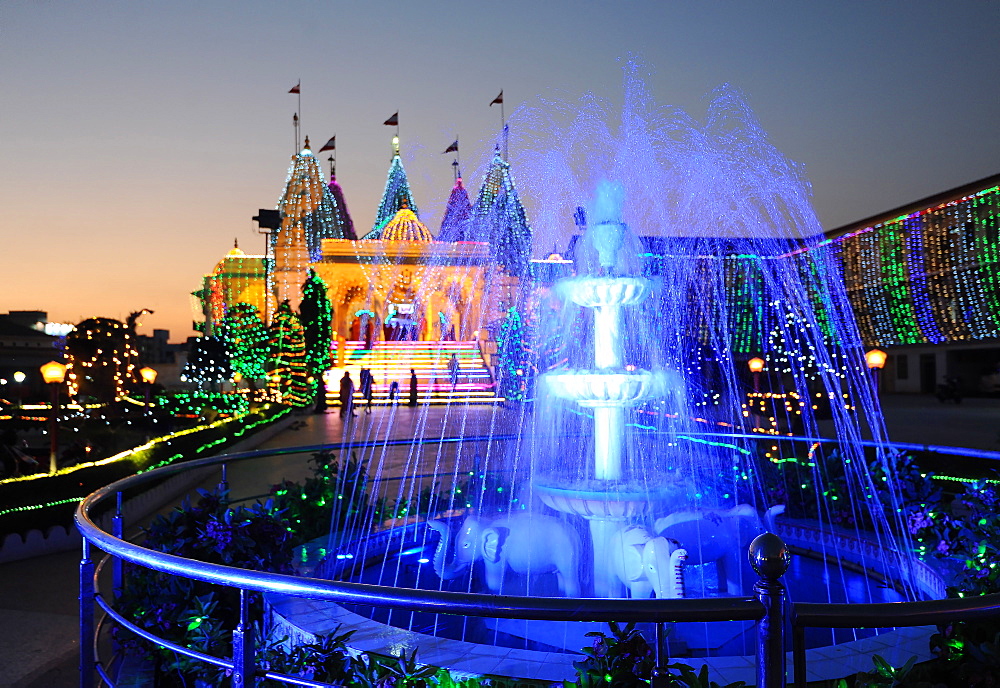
[338,366,421,417]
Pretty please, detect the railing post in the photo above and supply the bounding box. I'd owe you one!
[112,491,124,596]
[231,588,255,688]
[750,533,790,688]
[792,622,807,688]
[112,491,124,661]
[218,462,229,497]
[650,621,676,688]
[79,538,95,688]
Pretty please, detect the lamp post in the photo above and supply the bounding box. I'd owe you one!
[748,357,765,393]
[12,370,25,414]
[40,361,67,474]
[139,366,157,421]
[865,348,887,396]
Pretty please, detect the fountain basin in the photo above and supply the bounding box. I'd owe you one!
[266,519,944,685]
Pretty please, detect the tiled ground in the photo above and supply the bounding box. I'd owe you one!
[268,587,935,684]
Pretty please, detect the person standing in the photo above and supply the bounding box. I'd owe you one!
[339,371,356,418]
[360,367,374,414]
[408,368,418,407]
[448,353,460,390]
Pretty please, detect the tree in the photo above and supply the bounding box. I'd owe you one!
[495,306,534,402]
[181,336,231,390]
[269,301,310,406]
[299,270,333,408]
[65,317,136,403]
[219,303,270,383]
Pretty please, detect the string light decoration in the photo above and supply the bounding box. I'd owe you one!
[219,303,270,381]
[366,151,419,239]
[471,151,533,277]
[269,301,310,406]
[64,318,138,402]
[273,138,347,308]
[158,390,250,418]
[438,176,472,241]
[716,178,998,352]
[181,336,231,388]
[327,170,357,240]
[299,269,333,394]
[495,306,532,400]
[378,205,433,242]
[779,181,1000,347]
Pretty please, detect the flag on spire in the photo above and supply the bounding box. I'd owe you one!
[490,91,503,106]
[383,112,399,126]
[289,81,300,94]
[319,136,336,153]
[443,140,459,154]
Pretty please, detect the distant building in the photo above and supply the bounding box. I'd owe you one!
[0,311,59,395]
[821,173,1000,394]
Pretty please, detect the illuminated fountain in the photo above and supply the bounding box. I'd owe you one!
[287,67,943,677]
[538,181,685,599]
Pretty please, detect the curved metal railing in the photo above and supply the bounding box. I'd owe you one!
[76,435,1000,688]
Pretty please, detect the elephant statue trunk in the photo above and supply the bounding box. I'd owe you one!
[426,519,471,580]
[609,525,686,599]
[653,503,786,596]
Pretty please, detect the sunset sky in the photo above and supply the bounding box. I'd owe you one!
[2,1,998,340]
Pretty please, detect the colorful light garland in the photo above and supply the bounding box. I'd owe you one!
[269,301,310,406]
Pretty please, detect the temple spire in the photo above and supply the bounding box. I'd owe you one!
[365,144,418,238]
[471,150,532,275]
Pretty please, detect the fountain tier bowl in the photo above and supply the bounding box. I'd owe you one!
[544,369,666,406]
[559,275,652,308]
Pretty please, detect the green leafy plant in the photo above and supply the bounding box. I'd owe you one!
[852,655,917,687]
[568,623,744,688]
[271,450,375,542]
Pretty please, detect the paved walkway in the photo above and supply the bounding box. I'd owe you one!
[1,395,997,686]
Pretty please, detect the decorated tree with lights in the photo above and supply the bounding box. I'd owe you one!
[181,336,232,390]
[269,301,310,407]
[495,306,534,401]
[219,303,270,383]
[299,270,333,407]
[65,317,137,403]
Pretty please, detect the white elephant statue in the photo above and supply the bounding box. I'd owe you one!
[426,513,581,597]
[653,504,784,595]
[608,525,686,599]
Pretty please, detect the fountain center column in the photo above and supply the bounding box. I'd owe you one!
[593,304,624,481]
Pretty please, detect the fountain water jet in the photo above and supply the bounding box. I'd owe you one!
[300,65,936,675]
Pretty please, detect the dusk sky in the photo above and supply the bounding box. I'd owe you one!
[2,1,999,341]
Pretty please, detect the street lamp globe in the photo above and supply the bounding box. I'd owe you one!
[747,357,766,374]
[865,349,887,370]
[139,367,158,385]
[40,360,67,385]
[12,371,26,384]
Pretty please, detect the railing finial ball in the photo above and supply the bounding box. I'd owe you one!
[749,532,790,579]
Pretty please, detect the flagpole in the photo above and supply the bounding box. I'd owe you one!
[297,80,302,147]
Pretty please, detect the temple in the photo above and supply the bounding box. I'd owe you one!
[197,136,532,396]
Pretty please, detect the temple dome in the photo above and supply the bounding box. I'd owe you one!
[380,207,433,242]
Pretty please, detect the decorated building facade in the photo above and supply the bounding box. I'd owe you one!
[820,173,1000,393]
[198,137,531,358]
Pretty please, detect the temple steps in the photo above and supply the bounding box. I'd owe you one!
[324,340,501,406]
